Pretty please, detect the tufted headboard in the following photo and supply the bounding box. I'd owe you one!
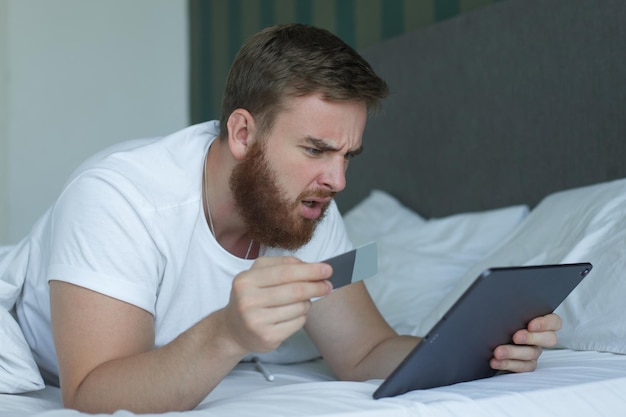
[335,0,626,217]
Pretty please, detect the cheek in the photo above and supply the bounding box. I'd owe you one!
[279,163,313,195]
[272,153,319,191]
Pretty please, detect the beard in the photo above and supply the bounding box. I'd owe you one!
[229,139,334,251]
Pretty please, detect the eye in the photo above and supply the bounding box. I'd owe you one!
[304,147,323,156]
[344,146,363,161]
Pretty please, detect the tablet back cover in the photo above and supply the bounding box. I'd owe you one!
[373,263,591,399]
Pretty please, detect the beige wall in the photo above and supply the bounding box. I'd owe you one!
[0,0,189,244]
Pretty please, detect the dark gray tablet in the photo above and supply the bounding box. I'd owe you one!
[373,263,592,399]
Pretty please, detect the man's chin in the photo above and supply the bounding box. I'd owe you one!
[256,219,319,251]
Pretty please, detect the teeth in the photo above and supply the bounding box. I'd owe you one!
[303,201,314,207]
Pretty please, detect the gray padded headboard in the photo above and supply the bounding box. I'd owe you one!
[336,0,626,217]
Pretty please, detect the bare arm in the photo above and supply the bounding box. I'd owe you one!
[50,281,246,413]
[50,257,333,413]
[305,281,418,381]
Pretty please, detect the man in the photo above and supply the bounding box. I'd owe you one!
[7,24,560,413]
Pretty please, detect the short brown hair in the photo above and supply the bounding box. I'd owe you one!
[219,23,388,139]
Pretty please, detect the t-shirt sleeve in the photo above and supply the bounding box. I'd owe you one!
[47,171,163,315]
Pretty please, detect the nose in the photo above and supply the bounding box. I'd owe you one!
[321,157,347,192]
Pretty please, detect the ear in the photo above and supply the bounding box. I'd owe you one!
[226,109,257,160]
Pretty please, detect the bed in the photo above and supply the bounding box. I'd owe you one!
[2,0,626,415]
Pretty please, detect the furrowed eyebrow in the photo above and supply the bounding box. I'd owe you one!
[345,146,364,159]
[304,136,363,158]
[305,137,339,152]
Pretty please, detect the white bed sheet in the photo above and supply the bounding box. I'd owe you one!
[2,349,626,417]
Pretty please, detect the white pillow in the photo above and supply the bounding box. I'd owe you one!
[1,244,45,393]
[0,308,45,393]
[344,190,529,336]
[429,178,626,354]
[342,190,426,246]
[1,244,26,311]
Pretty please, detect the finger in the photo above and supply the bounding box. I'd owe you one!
[224,297,311,353]
[493,344,541,361]
[238,301,311,334]
[491,344,542,373]
[249,258,332,287]
[512,328,558,348]
[527,313,562,332]
[254,315,309,353]
[490,357,538,373]
[259,280,332,306]
[263,300,312,325]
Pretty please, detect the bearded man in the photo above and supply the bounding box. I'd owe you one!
[4,24,562,414]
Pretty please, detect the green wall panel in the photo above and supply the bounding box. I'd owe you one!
[190,0,503,124]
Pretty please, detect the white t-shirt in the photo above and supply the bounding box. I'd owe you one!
[11,121,353,380]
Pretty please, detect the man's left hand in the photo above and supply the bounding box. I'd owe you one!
[490,313,562,373]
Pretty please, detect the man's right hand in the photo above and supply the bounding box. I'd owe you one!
[221,256,333,355]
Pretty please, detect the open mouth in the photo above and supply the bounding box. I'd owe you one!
[299,192,336,220]
[300,198,330,220]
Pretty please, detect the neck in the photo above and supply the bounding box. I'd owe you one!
[203,142,258,259]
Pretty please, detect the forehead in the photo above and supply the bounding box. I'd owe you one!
[269,94,368,148]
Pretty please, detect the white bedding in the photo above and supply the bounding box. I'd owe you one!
[2,349,626,417]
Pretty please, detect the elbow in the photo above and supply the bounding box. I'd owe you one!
[61,386,95,414]
[60,383,80,411]
[332,360,379,382]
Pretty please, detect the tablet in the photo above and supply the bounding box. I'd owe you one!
[373,262,592,399]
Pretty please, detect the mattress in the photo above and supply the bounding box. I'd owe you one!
[2,349,626,417]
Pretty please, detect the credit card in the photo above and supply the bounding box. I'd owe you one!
[322,242,378,289]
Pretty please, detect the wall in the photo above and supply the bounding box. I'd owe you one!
[0,1,8,242]
[190,0,504,123]
[0,0,189,244]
